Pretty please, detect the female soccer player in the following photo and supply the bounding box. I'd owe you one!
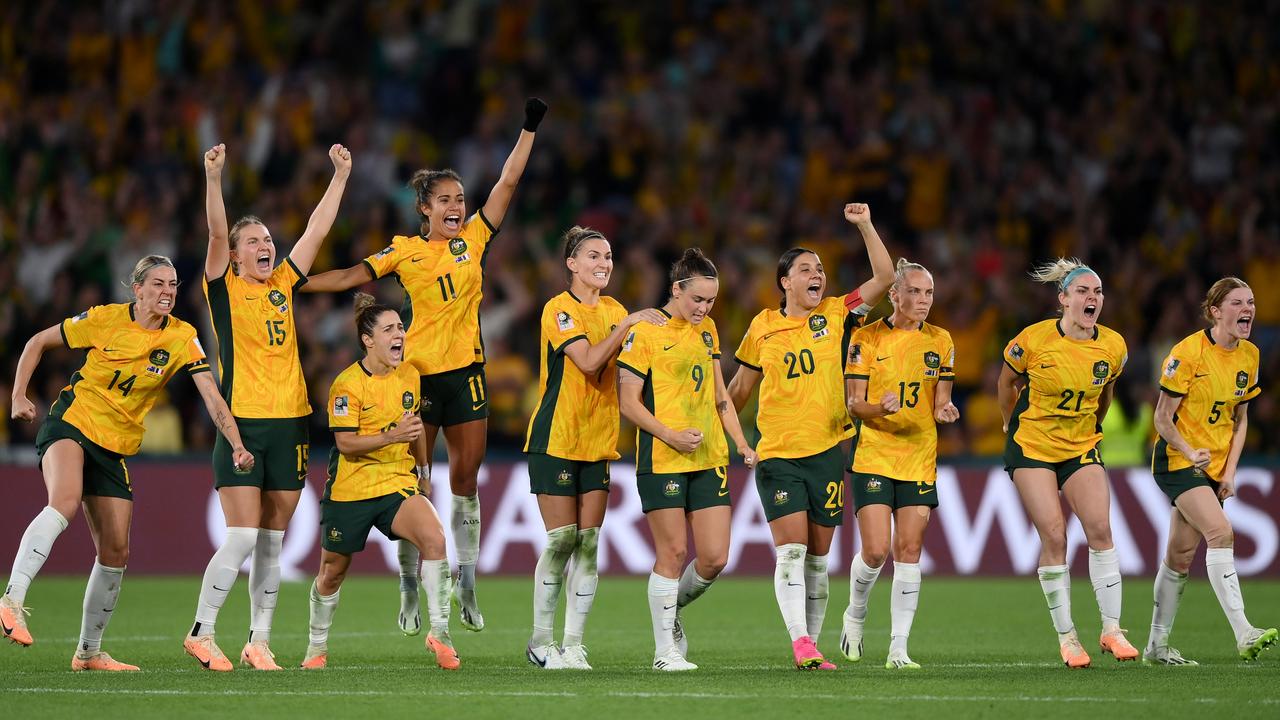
[726,202,893,671]
[301,293,458,671]
[184,142,351,672]
[305,98,547,633]
[840,258,957,670]
[996,258,1137,668]
[1145,277,1276,664]
[617,248,758,672]
[523,227,666,670]
[1,256,253,670]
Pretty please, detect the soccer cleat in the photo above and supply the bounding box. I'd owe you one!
[652,647,697,671]
[1142,645,1199,666]
[885,648,921,670]
[452,583,485,632]
[1238,627,1278,661]
[526,641,567,669]
[1100,629,1140,661]
[300,645,327,670]
[791,636,824,670]
[183,634,233,672]
[427,630,461,670]
[0,595,33,647]
[71,651,139,671]
[672,611,688,656]
[838,614,864,662]
[398,586,422,636]
[561,644,592,670]
[1059,634,1091,668]
[816,659,838,670]
[240,640,282,670]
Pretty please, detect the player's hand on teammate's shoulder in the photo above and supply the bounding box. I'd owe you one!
[627,308,667,328]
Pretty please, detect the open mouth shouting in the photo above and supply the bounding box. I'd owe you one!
[157,296,173,312]
[442,213,462,234]
[1082,302,1098,321]
[806,279,822,303]
[256,250,271,273]
[389,338,404,362]
[1237,312,1253,335]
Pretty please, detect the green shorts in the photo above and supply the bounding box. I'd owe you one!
[527,453,611,496]
[214,417,309,491]
[756,445,845,526]
[637,466,730,513]
[320,490,415,554]
[36,417,132,500]
[850,472,938,511]
[1155,467,1222,506]
[420,363,488,427]
[1005,441,1104,488]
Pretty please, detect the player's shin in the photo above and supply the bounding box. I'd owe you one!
[804,553,830,643]
[248,528,284,645]
[78,561,125,655]
[563,526,600,648]
[5,506,69,605]
[308,581,340,650]
[774,544,809,641]
[531,524,576,646]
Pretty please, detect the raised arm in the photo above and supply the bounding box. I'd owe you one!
[727,364,762,412]
[563,309,666,377]
[1152,390,1210,472]
[10,325,64,421]
[997,363,1025,433]
[204,144,230,281]
[289,144,352,275]
[191,371,254,472]
[713,362,757,465]
[844,202,894,307]
[301,263,375,293]
[481,98,547,228]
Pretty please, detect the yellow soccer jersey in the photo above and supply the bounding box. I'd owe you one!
[735,295,868,461]
[363,212,497,376]
[616,312,729,474]
[1003,319,1128,463]
[325,361,422,502]
[845,318,955,482]
[203,258,310,419]
[524,291,629,461]
[52,303,210,456]
[1152,329,1261,479]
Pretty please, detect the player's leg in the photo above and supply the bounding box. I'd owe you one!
[842,473,892,663]
[1145,504,1200,665]
[562,473,609,669]
[1012,467,1088,667]
[527,479,578,669]
[801,449,843,664]
[396,408,439,635]
[2,438,81,647]
[646,506,694,670]
[303,549,352,669]
[241,487,300,669]
[1063,463,1137,660]
[804,522,837,669]
[444,416,487,631]
[885,499,931,669]
[187,485,259,671]
[390,494,459,670]
[74,494,138,671]
[759,457,822,667]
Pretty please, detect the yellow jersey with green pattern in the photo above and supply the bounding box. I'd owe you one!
[203,258,310,419]
[362,212,497,376]
[325,361,421,502]
[616,312,728,474]
[1152,329,1261,479]
[52,303,210,456]
[1003,319,1128,463]
[524,291,629,461]
[845,318,955,482]
[735,294,868,461]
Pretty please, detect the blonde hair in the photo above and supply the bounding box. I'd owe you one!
[1202,277,1251,323]
[1029,257,1097,291]
[889,258,931,307]
[228,215,266,276]
[128,255,176,287]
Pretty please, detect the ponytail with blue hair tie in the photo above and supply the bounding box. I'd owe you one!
[1059,265,1097,291]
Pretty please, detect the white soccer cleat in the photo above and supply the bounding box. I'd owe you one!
[398,578,421,636]
[672,611,688,657]
[1142,644,1199,666]
[1238,627,1278,661]
[653,647,697,672]
[527,642,567,669]
[561,644,592,670]
[885,647,921,670]
[839,613,864,662]
[453,583,485,632]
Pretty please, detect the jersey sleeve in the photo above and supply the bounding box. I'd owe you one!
[542,299,588,353]
[1158,343,1195,397]
[279,257,308,291]
[616,325,652,378]
[1109,336,1129,384]
[843,288,872,315]
[328,375,361,432]
[708,321,721,360]
[362,239,403,280]
[1003,329,1030,375]
[734,319,762,371]
[181,334,211,376]
[60,306,106,350]
[939,332,956,381]
[845,326,873,379]
[1242,353,1262,404]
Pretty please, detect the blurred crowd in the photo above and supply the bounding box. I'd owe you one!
[1,0,1277,461]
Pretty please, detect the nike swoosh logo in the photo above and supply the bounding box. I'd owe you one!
[787,582,803,587]
[900,590,919,595]
[472,402,487,411]
[829,510,840,517]
[364,404,377,411]
[918,486,935,495]
[199,657,212,669]
[717,490,729,497]
[33,549,46,558]
[264,590,278,595]
[1041,364,1055,369]
[663,344,677,351]
[663,604,676,610]
[574,592,593,597]
[245,296,258,300]
[542,581,561,586]
[1105,581,1120,588]
[807,595,823,601]
[411,257,425,263]
[855,579,870,586]
[876,355,890,361]
[1194,373,1210,378]
[1048,605,1062,611]
[1224,572,1237,579]
[102,347,117,353]
[213,585,230,592]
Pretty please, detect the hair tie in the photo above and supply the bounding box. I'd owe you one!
[675,275,718,284]
[1060,266,1098,291]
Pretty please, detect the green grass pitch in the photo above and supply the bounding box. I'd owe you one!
[2,575,1277,718]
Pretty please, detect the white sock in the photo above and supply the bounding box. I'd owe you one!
[1148,562,1187,651]
[1037,564,1075,639]
[563,527,599,647]
[451,495,480,590]
[78,561,125,654]
[1205,547,1251,640]
[677,562,714,608]
[248,528,284,644]
[422,558,451,635]
[191,526,257,637]
[804,553,829,643]
[889,562,922,654]
[308,581,340,649]
[5,506,69,604]
[648,572,679,656]
[1088,547,1122,632]
[774,544,809,641]
[846,552,882,623]
[531,524,577,646]
[397,540,421,592]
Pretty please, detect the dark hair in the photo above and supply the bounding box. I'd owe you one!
[776,247,818,310]
[1202,277,1250,324]
[408,169,463,234]
[563,225,607,261]
[670,247,717,287]
[228,215,266,275]
[353,292,397,348]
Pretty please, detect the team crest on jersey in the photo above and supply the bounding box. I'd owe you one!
[663,479,681,497]
[557,470,573,487]
[449,238,467,256]
[702,331,714,349]
[773,489,789,506]
[865,477,883,493]
[1236,371,1249,389]
[149,348,171,367]
[333,395,349,417]
[1009,343,1024,360]
[557,311,575,331]
[1092,360,1110,385]
[809,314,829,339]
[1163,358,1180,378]
[402,391,415,409]
[268,290,289,314]
[327,527,343,543]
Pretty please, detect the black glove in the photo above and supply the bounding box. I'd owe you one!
[523,97,548,132]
